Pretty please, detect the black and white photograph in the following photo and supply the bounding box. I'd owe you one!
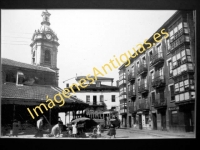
[0,8,196,139]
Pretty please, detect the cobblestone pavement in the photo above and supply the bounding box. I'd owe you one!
[1,128,195,139]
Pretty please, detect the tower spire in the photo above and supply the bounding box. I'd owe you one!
[41,10,51,26]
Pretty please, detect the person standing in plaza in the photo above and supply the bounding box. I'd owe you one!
[50,121,63,137]
[97,123,101,137]
[12,119,19,137]
[72,122,77,137]
[34,116,44,137]
[107,123,116,138]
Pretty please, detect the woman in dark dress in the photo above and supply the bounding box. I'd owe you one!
[107,123,116,138]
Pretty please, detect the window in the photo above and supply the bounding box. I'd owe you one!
[185,92,190,100]
[44,50,51,62]
[158,67,163,77]
[175,95,179,102]
[131,65,134,75]
[150,70,154,82]
[138,79,141,87]
[172,55,177,68]
[171,111,178,125]
[183,22,188,27]
[180,93,184,101]
[33,50,35,57]
[151,92,156,104]
[175,83,179,93]
[132,84,135,92]
[168,60,173,76]
[128,83,130,92]
[6,71,16,83]
[169,85,175,101]
[142,56,146,65]
[149,51,153,61]
[100,95,104,102]
[86,95,90,103]
[166,38,171,52]
[93,96,97,105]
[157,44,162,58]
[188,63,194,70]
[144,76,147,88]
[178,22,183,30]
[112,95,116,102]
[137,61,140,68]
[159,91,165,102]
[179,81,184,92]
[17,71,24,85]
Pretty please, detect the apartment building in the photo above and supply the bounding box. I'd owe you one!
[118,10,195,132]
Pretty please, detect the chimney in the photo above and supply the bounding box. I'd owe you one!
[66,83,69,88]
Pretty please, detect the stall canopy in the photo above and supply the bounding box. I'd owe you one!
[1,82,88,110]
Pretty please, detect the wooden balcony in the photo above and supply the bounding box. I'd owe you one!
[119,79,126,88]
[138,63,147,76]
[128,90,136,100]
[170,30,190,53]
[137,101,150,111]
[153,98,167,109]
[128,105,135,113]
[152,75,165,89]
[128,72,135,83]
[150,52,164,67]
[138,83,148,94]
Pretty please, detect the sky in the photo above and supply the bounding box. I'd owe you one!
[1,9,176,89]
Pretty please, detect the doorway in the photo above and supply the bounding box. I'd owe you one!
[138,114,142,129]
[129,116,132,127]
[184,111,194,132]
[161,111,166,130]
[152,113,157,130]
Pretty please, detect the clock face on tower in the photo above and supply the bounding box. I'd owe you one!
[46,34,52,40]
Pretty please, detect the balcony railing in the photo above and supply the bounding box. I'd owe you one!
[153,98,167,109]
[150,52,164,66]
[128,72,135,82]
[138,83,148,94]
[152,75,165,88]
[138,63,147,75]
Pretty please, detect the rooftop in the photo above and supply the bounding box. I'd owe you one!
[1,82,86,105]
[76,76,114,82]
[2,58,55,73]
[72,83,119,91]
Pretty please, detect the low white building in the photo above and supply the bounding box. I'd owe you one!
[71,76,119,119]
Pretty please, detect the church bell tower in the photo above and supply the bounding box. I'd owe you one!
[30,10,59,86]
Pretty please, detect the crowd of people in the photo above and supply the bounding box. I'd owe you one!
[8,115,118,138]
